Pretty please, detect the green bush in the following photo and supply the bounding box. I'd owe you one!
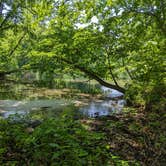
[0,114,111,165]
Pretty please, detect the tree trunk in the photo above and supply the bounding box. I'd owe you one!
[56,56,126,93]
[0,58,126,94]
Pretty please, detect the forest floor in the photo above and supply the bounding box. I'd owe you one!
[0,80,165,165]
[81,108,166,166]
[0,105,165,165]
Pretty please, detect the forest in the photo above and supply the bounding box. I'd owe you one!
[0,0,165,165]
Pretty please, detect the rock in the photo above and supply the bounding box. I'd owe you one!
[27,120,42,128]
[25,127,34,133]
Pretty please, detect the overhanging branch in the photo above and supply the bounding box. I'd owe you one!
[55,56,126,93]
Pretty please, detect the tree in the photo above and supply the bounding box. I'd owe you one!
[0,0,165,106]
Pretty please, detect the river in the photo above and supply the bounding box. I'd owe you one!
[0,82,125,118]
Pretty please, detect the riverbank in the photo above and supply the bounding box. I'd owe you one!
[0,106,165,165]
[0,81,165,165]
[84,108,166,165]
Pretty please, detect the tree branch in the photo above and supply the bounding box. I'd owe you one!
[55,56,126,93]
[122,59,134,80]
[8,32,26,57]
[105,47,120,87]
[0,10,12,30]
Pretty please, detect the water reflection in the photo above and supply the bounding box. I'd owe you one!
[0,82,125,118]
[0,99,70,118]
[79,99,125,118]
[101,86,124,98]
[79,87,125,117]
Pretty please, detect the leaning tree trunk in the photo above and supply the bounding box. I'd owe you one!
[55,56,126,94]
[0,58,126,94]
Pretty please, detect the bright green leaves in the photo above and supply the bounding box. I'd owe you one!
[0,29,25,71]
[0,114,111,165]
[107,0,113,7]
[0,0,165,105]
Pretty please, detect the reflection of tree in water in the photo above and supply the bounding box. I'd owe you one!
[80,99,125,118]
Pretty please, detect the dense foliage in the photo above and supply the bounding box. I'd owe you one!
[0,106,165,165]
[0,1,165,165]
[0,0,165,107]
[0,113,133,166]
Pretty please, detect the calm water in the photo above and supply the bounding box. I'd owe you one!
[0,82,125,118]
[80,99,125,117]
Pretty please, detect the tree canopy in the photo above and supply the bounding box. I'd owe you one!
[0,0,165,105]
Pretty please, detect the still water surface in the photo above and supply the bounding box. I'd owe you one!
[0,83,125,118]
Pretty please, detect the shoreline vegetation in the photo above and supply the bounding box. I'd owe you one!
[0,0,165,165]
[0,105,165,165]
[0,80,165,165]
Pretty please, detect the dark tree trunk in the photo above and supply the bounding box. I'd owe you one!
[56,56,126,94]
[0,2,3,16]
[0,73,5,80]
